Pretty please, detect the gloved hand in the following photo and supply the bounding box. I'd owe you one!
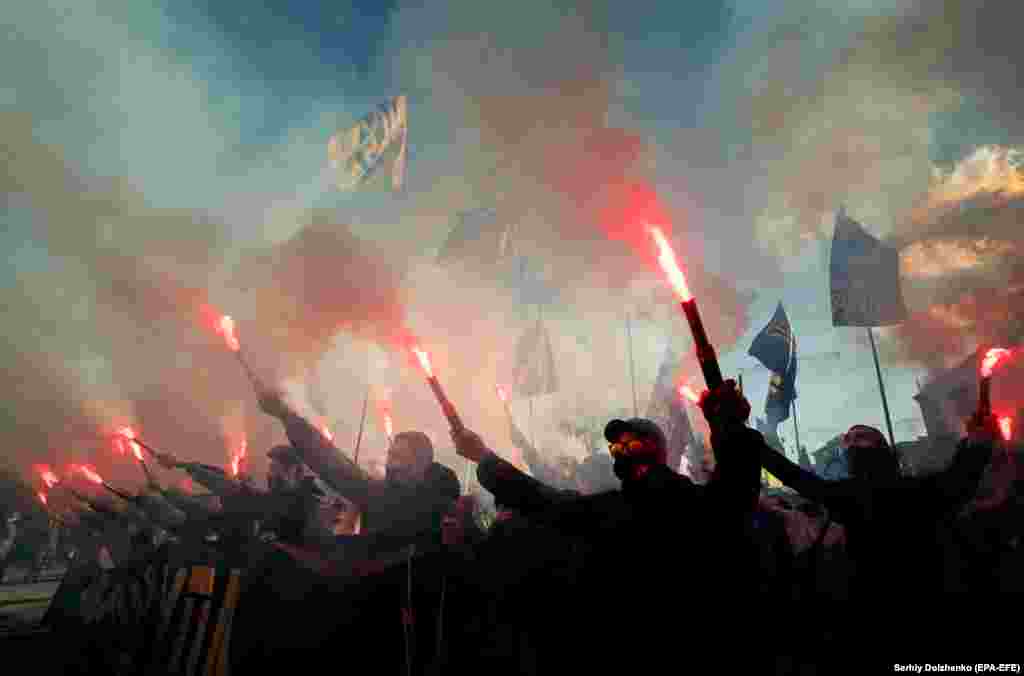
[698,379,751,431]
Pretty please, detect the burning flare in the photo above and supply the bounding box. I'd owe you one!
[411,346,434,378]
[118,426,144,461]
[217,315,241,352]
[37,466,60,489]
[38,491,47,506]
[496,384,508,403]
[648,225,693,302]
[678,384,700,404]
[383,414,394,440]
[76,465,104,485]
[981,348,1012,378]
[320,424,334,443]
[998,416,1013,442]
[230,439,248,477]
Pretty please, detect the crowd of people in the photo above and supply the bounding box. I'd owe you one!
[7,371,1023,673]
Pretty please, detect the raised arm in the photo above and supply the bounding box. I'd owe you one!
[698,380,842,509]
[508,414,562,487]
[258,388,377,510]
[452,428,600,536]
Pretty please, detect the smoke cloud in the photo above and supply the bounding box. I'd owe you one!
[8,0,1023,490]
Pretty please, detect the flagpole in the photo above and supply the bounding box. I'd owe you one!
[791,400,802,459]
[866,327,897,448]
[353,385,370,466]
[626,313,638,417]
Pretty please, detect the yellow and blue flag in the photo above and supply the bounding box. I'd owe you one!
[327,95,408,191]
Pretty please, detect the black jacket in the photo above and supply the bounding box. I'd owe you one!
[749,426,991,598]
[474,444,761,666]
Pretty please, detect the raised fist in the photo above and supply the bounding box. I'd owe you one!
[698,379,751,429]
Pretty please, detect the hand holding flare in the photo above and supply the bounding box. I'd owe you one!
[648,226,724,390]
[976,347,1014,433]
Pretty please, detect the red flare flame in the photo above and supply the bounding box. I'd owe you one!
[217,315,241,352]
[648,225,693,302]
[411,346,434,378]
[36,466,60,489]
[678,385,700,404]
[981,347,1012,378]
[320,424,334,443]
[998,416,1013,442]
[38,491,47,506]
[180,477,194,495]
[118,426,144,461]
[230,439,248,477]
[496,384,508,403]
[76,465,104,485]
[384,414,394,440]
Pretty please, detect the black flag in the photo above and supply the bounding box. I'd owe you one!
[830,208,907,327]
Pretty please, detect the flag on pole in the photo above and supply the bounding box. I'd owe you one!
[645,342,696,473]
[749,302,798,426]
[328,95,408,191]
[510,318,559,398]
[435,208,516,267]
[829,207,907,327]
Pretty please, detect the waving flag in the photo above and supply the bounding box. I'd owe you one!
[645,342,696,473]
[749,302,798,426]
[436,208,515,266]
[830,207,907,327]
[510,318,559,398]
[328,95,408,191]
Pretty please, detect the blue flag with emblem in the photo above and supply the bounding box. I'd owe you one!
[749,302,798,426]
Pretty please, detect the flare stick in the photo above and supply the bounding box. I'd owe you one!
[648,226,723,390]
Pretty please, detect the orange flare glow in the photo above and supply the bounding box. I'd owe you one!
[648,225,693,302]
[496,384,508,403]
[678,385,700,404]
[230,439,248,477]
[384,414,394,440]
[38,492,47,506]
[37,466,60,489]
[981,348,1012,378]
[118,426,144,461]
[320,424,334,443]
[77,465,104,485]
[217,315,241,352]
[412,346,434,378]
[998,416,1013,442]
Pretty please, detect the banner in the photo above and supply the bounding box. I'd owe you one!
[830,207,907,327]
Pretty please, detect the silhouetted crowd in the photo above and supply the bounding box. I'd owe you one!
[10,379,1023,674]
